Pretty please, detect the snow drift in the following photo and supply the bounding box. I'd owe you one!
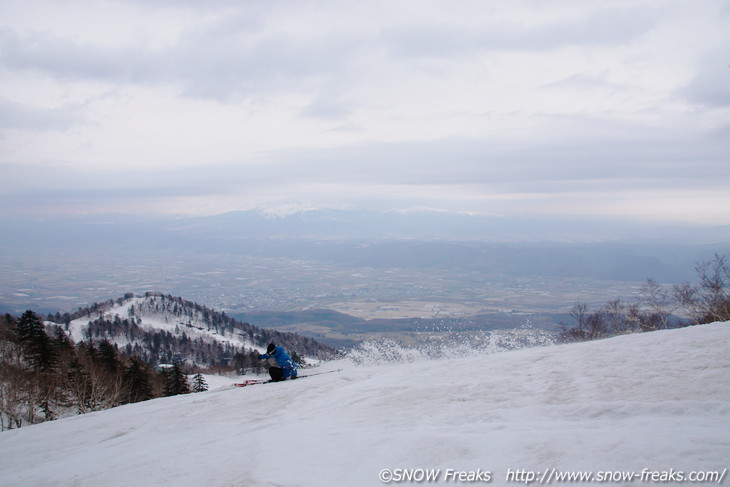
[0,322,728,487]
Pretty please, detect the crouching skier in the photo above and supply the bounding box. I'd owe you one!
[258,343,298,382]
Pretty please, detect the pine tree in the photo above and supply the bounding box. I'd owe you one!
[97,339,120,374]
[16,310,56,372]
[162,363,190,396]
[191,373,208,393]
[124,358,153,404]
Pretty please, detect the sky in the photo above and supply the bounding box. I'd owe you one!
[1,0,729,224]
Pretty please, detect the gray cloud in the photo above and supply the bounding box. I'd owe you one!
[0,98,85,130]
[0,28,150,83]
[0,3,656,102]
[2,120,727,218]
[0,12,363,101]
[219,125,729,196]
[300,94,356,120]
[382,5,654,60]
[678,49,730,108]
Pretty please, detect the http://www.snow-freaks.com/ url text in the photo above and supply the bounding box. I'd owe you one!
[378,467,728,484]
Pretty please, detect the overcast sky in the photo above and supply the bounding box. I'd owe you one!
[1,0,729,224]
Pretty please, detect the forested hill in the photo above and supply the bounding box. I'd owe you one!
[46,292,336,367]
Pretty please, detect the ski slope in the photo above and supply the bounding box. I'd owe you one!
[1,322,728,486]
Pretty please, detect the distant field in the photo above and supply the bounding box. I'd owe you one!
[1,239,711,337]
[3,238,715,348]
[2,247,645,317]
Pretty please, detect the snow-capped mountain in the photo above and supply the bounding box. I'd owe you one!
[1,321,727,486]
[50,293,334,365]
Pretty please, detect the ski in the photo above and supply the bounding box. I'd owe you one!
[233,368,342,387]
[233,379,271,387]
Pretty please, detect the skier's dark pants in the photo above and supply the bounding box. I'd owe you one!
[269,366,285,382]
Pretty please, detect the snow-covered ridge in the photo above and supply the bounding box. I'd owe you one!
[65,295,255,350]
[2,321,728,487]
[50,293,334,366]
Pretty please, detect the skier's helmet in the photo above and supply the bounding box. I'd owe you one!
[267,343,276,355]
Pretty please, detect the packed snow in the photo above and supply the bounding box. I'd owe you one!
[0,322,728,487]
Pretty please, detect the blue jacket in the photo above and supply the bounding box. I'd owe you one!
[259,346,298,378]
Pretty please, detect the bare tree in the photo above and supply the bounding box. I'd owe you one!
[0,363,28,430]
[570,303,588,339]
[584,310,607,339]
[0,317,38,429]
[604,298,629,335]
[67,353,128,414]
[675,254,730,324]
[639,279,676,330]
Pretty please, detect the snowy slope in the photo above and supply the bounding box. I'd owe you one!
[65,295,257,350]
[1,322,728,487]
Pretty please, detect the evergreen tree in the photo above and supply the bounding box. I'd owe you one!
[16,310,56,372]
[162,363,190,396]
[97,339,120,374]
[191,373,208,393]
[124,358,153,404]
[53,327,73,355]
[15,310,35,342]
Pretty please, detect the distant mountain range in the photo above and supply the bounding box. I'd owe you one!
[4,207,730,249]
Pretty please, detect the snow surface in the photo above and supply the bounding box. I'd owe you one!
[1,322,728,487]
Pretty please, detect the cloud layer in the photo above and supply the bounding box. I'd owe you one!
[1,0,728,224]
